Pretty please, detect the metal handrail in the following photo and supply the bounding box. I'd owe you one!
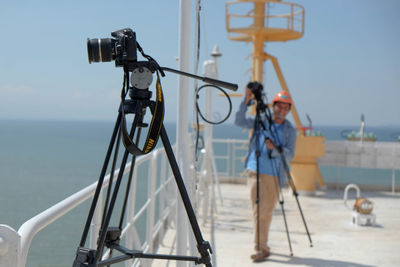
[4,137,399,266]
[226,0,305,36]
[14,146,176,267]
[212,138,399,192]
[212,138,248,179]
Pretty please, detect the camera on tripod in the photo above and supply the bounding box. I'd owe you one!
[87,28,138,67]
[247,81,264,101]
[87,28,159,96]
[74,27,239,267]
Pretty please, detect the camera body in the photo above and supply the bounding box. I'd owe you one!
[247,81,263,101]
[87,28,138,67]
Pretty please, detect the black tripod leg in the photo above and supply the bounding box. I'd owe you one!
[279,197,293,256]
[254,111,262,253]
[256,156,260,253]
[287,178,313,247]
[295,194,313,247]
[106,127,142,267]
[273,176,293,256]
[78,112,122,247]
[95,111,142,261]
[119,126,142,228]
[260,97,314,248]
[159,125,212,267]
[101,127,122,230]
[96,145,132,260]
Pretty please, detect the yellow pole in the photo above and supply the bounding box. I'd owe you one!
[265,53,303,133]
[249,2,266,116]
[252,1,265,83]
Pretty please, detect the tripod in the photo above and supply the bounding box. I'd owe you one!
[252,97,312,257]
[72,65,237,266]
[263,99,313,249]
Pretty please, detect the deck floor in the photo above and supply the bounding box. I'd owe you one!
[153,183,400,267]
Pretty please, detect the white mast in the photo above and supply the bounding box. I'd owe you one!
[176,0,193,264]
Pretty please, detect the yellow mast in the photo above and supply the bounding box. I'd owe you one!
[226,0,326,192]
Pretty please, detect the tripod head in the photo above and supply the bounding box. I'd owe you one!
[87,28,238,156]
[87,28,237,90]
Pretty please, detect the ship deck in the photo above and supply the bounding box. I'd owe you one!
[154,183,400,267]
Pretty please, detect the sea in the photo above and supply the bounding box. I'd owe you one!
[0,119,399,266]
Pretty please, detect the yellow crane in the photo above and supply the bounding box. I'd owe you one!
[226,0,325,192]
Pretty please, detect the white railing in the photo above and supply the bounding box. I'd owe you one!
[319,140,400,192]
[2,139,399,266]
[212,138,248,181]
[212,138,400,192]
[0,147,177,267]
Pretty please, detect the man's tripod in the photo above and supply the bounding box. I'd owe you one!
[252,93,312,257]
[72,62,237,266]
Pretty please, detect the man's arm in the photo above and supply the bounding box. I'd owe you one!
[234,100,255,129]
[234,87,255,129]
[282,125,296,162]
[269,123,296,162]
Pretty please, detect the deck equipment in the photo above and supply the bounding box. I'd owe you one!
[344,184,376,226]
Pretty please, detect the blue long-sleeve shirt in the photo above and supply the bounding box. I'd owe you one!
[234,100,297,187]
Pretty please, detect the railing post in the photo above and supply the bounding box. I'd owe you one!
[89,191,103,249]
[159,153,168,240]
[290,3,294,30]
[227,141,231,177]
[232,142,237,178]
[392,168,396,194]
[125,165,138,267]
[146,151,158,253]
[0,225,21,267]
[392,145,397,194]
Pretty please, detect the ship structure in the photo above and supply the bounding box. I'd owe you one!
[226,0,325,192]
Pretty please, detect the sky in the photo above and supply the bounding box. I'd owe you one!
[0,0,399,126]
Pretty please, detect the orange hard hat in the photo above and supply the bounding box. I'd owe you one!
[272,91,293,105]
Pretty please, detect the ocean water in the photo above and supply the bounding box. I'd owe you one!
[0,119,399,266]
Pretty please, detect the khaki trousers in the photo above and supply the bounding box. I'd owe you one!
[248,171,279,253]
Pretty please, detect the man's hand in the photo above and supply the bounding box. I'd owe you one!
[244,87,253,106]
[265,138,275,150]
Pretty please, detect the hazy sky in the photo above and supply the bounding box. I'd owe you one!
[0,0,399,126]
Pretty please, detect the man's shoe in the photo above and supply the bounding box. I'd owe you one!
[250,250,270,262]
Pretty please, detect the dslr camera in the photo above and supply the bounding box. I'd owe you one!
[247,81,263,101]
[87,28,160,92]
[87,28,138,67]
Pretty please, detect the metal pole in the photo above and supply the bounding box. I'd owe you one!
[202,58,214,221]
[177,0,192,264]
[392,168,396,194]
[200,58,224,226]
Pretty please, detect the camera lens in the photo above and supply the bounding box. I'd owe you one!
[87,38,115,63]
